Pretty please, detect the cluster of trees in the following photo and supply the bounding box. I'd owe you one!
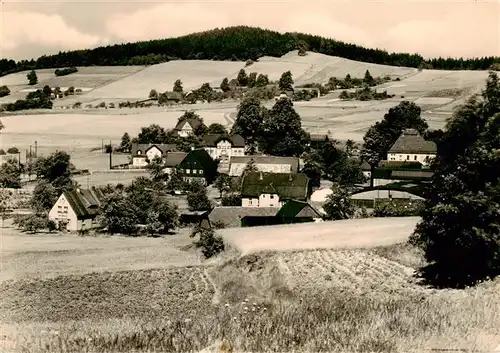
[2,89,53,111]
[0,85,10,97]
[339,86,395,101]
[231,94,309,156]
[2,26,499,77]
[27,70,38,85]
[54,67,78,76]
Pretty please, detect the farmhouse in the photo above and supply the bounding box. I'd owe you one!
[241,172,310,207]
[229,156,300,177]
[200,200,321,229]
[387,129,437,166]
[48,188,105,232]
[172,117,206,137]
[130,143,176,168]
[308,134,330,149]
[175,148,218,185]
[202,134,245,171]
[162,151,188,174]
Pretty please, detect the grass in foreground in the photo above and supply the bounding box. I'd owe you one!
[1,243,499,352]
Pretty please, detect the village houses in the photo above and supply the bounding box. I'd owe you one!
[163,148,218,185]
[202,134,245,172]
[48,188,105,232]
[172,117,207,137]
[387,128,437,166]
[240,172,311,207]
[130,143,176,168]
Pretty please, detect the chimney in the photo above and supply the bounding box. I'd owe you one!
[259,171,263,180]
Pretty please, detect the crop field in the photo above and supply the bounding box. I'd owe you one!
[218,216,421,254]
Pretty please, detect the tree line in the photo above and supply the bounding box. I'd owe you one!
[1,26,499,77]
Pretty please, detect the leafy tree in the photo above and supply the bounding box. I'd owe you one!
[166,167,187,192]
[409,72,500,288]
[260,97,309,157]
[27,70,38,85]
[231,95,267,151]
[255,74,269,87]
[247,72,257,88]
[149,89,158,100]
[278,71,294,91]
[361,101,429,180]
[30,181,58,212]
[146,155,167,182]
[221,193,242,206]
[0,189,13,228]
[34,151,74,190]
[173,79,183,94]
[236,159,258,188]
[0,159,21,188]
[237,69,248,86]
[18,213,48,234]
[0,85,11,97]
[207,123,227,135]
[322,183,355,220]
[98,190,139,235]
[120,132,131,152]
[137,124,168,143]
[42,85,52,97]
[213,173,232,198]
[47,219,57,233]
[297,40,309,56]
[7,147,18,154]
[220,78,230,92]
[155,199,179,234]
[190,228,225,259]
[186,180,211,211]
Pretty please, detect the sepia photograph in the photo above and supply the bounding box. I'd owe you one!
[1,0,499,352]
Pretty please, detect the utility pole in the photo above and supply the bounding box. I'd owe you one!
[102,139,104,153]
[109,140,112,169]
[34,140,38,158]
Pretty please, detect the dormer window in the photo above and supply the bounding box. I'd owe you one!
[137,150,142,155]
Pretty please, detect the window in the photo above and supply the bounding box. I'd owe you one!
[199,170,203,174]
[406,155,410,160]
[248,199,253,205]
[262,195,266,198]
[137,150,142,155]
[58,206,62,209]
[414,155,417,161]
[270,195,274,199]
[186,169,190,174]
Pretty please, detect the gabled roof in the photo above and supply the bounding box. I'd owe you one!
[63,188,105,220]
[309,134,330,142]
[360,161,372,171]
[388,129,437,154]
[164,91,183,101]
[277,200,322,218]
[174,117,205,131]
[229,156,300,173]
[202,134,245,148]
[205,206,280,228]
[180,148,217,170]
[131,143,177,156]
[165,151,188,167]
[241,172,310,200]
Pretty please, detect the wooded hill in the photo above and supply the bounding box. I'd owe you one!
[1,26,499,77]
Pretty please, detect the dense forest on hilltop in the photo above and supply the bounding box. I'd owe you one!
[1,26,499,77]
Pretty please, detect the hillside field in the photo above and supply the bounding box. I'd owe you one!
[1,216,499,352]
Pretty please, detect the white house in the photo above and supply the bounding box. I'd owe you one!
[48,188,105,232]
[387,129,437,166]
[130,143,177,168]
[229,156,300,177]
[240,172,310,208]
[172,117,206,138]
[202,134,245,172]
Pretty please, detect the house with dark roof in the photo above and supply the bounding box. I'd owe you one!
[240,172,310,207]
[162,151,188,174]
[229,156,300,177]
[176,148,218,185]
[130,143,177,168]
[172,117,206,138]
[387,129,437,166]
[202,134,246,172]
[199,200,322,229]
[308,134,331,149]
[48,188,105,232]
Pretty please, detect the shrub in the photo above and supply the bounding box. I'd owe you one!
[373,199,424,217]
[193,228,225,258]
[0,85,10,97]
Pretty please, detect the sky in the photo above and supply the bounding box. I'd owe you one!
[1,0,499,61]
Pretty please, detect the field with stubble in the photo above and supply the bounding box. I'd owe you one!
[1,215,499,353]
